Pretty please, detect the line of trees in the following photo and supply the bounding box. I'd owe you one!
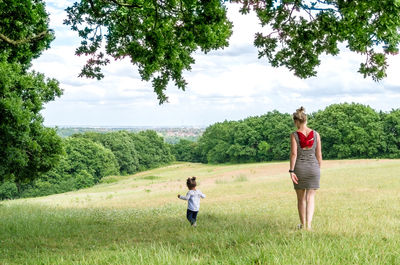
[2,103,399,200]
[0,130,174,199]
[172,103,400,163]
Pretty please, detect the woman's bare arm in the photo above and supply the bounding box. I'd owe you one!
[290,134,297,171]
[315,132,322,167]
[290,134,298,184]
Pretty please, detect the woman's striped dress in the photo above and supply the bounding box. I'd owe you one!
[293,130,320,189]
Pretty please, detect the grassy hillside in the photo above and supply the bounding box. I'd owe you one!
[1,160,400,264]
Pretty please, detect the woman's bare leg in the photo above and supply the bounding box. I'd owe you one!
[306,189,316,230]
[295,189,306,227]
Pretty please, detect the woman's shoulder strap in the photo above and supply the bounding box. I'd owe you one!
[312,130,318,148]
[292,131,300,143]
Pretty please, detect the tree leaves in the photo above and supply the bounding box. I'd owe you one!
[0,1,63,187]
[0,0,54,69]
[0,61,64,185]
[65,0,233,104]
[65,1,400,100]
[248,0,400,81]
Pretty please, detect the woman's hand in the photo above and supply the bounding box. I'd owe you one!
[290,173,298,184]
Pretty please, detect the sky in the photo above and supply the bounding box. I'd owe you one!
[33,1,400,127]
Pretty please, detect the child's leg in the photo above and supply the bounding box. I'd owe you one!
[186,209,194,224]
[192,211,198,223]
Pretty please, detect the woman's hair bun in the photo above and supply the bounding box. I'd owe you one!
[293,106,307,123]
[297,106,305,113]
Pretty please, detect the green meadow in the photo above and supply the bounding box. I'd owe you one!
[1,159,399,265]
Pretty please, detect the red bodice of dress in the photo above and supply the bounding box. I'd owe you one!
[297,131,314,148]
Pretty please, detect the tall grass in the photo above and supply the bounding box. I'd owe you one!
[1,160,399,264]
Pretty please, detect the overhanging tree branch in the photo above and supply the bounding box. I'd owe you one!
[106,0,142,8]
[300,4,337,13]
[0,31,49,45]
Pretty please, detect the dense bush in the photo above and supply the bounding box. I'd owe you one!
[198,121,235,163]
[130,130,175,170]
[97,131,140,175]
[74,130,174,172]
[250,111,293,161]
[19,137,120,197]
[172,139,201,162]
[62,137,120,181]
[0,181,18,200]
[381,109,400,158]
[309,103,385,159]
[193,111,293,163]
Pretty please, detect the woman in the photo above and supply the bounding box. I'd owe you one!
[289,107,322,230]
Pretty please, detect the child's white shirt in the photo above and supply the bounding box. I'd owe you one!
[179,190,205,211]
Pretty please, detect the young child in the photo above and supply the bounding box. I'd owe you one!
[178,177,206,227]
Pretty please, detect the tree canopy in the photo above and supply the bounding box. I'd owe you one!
[0,0,63,189]
[65,0,233,103]
[195,111,293,163]
[309,103,385,158]
[65,0,400,102]
[248,0,400,81]
[0,0,54,68]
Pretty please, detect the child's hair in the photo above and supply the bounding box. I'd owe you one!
[186,177,197,189]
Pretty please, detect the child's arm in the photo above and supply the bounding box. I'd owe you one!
[199,191,206,198]
[178,192,191,200]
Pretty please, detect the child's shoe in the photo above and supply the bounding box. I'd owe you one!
[192,222,197,227]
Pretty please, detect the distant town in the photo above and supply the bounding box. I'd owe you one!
[54,126,206,144]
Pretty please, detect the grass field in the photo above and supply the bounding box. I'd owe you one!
[1,159,400,264]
